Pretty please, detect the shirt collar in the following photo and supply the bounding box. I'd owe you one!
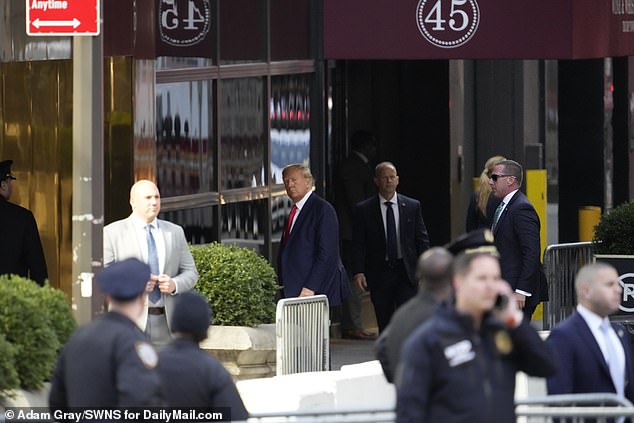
[295,190,313,210]
[577,304,609,330]
[131,213,158,230]
[502,189,519,205]
[379,192,398,204]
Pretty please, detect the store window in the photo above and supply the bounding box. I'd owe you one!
[221,199,268,254]
[270,74,311,184]
[220,77,266,190]
[160,206,216,245]
[156,80,215,197]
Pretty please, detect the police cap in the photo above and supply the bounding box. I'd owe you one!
[0,160,16,181]
[171,292,213,341]
[445,228,499,257]
[98,258,150,300]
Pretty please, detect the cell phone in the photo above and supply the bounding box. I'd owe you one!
[494,294,509,310]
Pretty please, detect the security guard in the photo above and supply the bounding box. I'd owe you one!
[49,258,163,407]
[157,292,249,420]
[395,230,557,422]
[0,159,47,285]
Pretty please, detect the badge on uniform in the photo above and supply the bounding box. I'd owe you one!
[443,339,475,367]
[135,341,159,369]
[494,330,513,355]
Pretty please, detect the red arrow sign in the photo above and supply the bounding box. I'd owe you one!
[27,0,100,36]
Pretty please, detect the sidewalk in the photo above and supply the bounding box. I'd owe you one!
[330,338,377,370]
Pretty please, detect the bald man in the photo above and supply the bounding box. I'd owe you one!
[104,180,198,347]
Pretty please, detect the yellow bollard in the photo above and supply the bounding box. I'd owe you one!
[579,206,601,242]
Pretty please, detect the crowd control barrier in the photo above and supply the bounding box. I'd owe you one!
[543,241,594,330]
[275,294,330,375]
[516,393,634,422]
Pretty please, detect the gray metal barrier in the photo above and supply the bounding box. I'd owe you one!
[543,241,594,329]
[244,406,395,423]
[275,295,330,375]
[516,393,634,422]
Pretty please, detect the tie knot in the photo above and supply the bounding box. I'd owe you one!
[385,201,393,207]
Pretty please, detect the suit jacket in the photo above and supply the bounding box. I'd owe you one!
[547,312,634,402]
[492,191,547,307]
[277,193,348,306]
[103,215,199,330]
[351,194,430,286]
[0,196,47,285]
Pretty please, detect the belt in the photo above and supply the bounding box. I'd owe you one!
[147,307,165,315]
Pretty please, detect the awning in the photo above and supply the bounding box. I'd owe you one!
[324,0,634,60]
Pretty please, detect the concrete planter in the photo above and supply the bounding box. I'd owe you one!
[0,383,50,408]
[200,323,276,381]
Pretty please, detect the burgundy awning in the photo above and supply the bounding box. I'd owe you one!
[324,0,634,60]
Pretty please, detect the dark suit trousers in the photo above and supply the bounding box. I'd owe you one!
[369,260,417,333]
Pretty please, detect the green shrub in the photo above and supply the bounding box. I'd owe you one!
[0,333,19,394]
[593,202,634,255]
[191,243,279,327]
[0,277,59,389]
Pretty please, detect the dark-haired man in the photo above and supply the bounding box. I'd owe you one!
[489,159,547,319]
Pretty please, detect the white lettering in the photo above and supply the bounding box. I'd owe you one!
[31,0,68,12]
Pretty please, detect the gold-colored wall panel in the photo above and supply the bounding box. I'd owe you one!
[0,60,73,298]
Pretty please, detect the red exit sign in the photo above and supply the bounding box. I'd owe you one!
[27,0,100,36]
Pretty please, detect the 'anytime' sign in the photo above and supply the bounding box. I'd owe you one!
[27,0,100,36]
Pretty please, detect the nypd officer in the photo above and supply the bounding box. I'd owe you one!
[157,292,249,420]
[49,258,163,408]
[396,230,556,422]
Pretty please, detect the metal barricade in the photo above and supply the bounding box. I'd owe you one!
[543,242,594,329]
[276,295,330,375]
[516,393,634,422]
[244,406,395,423]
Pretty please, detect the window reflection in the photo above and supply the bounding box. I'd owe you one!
[220,78,266,189]
[156,81,215,197]
[270,74,311,184]
[271,195,293,242]
[221,199,267,255]
[159,206,215,245]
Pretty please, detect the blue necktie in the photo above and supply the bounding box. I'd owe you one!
[146,225,161,302]
[600,321,624,397]
[385,201,398,263]
[491,201,505,231]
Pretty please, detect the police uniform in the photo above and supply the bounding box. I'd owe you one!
[157,292,249,420]
[0,160,48,285]
[49,259,163,407]
[396,305,556,422]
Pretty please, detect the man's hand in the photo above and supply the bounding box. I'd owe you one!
[157,274,176,294]
[513,292,526,310]
[299,287,315,297]
[146,275,158,292]
[353,273,367,291]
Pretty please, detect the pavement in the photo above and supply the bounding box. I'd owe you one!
[330,337,378,370]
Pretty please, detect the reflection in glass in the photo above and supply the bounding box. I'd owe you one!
[159,206,215,245]
[220,78,266,189]
[270,75,311,184]
[221,199,267,255]
[271,195,293,243]
[156,81,215,197]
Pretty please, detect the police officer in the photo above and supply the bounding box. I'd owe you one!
[157,292,249,420]
[395,230,557,422]
[0,160,47,285]
[49,258,163,408]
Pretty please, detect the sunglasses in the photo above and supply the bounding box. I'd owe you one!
[490,174,514,182]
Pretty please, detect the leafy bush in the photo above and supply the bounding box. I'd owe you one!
[191,243,279,327]
[0,333,19,394]
[0,275,76,390]
[593,202,634,255]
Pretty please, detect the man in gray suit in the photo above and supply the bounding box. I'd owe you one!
[104,180,198,347]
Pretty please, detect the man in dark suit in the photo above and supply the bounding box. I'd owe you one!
[0,160,47,285]
[489,159,546,319]
[277,164,347,306]
[335,130,377,340]
[351,162,430,332]
[547,262,634,403]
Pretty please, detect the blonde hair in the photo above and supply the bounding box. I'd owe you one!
[476,155,506,217]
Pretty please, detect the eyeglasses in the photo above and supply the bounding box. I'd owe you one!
[489,174,514,182]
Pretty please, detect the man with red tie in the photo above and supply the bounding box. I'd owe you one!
[277,164,348,306]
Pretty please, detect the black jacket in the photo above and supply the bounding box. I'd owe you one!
[0,196,47,285]
[396,305,556,423]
